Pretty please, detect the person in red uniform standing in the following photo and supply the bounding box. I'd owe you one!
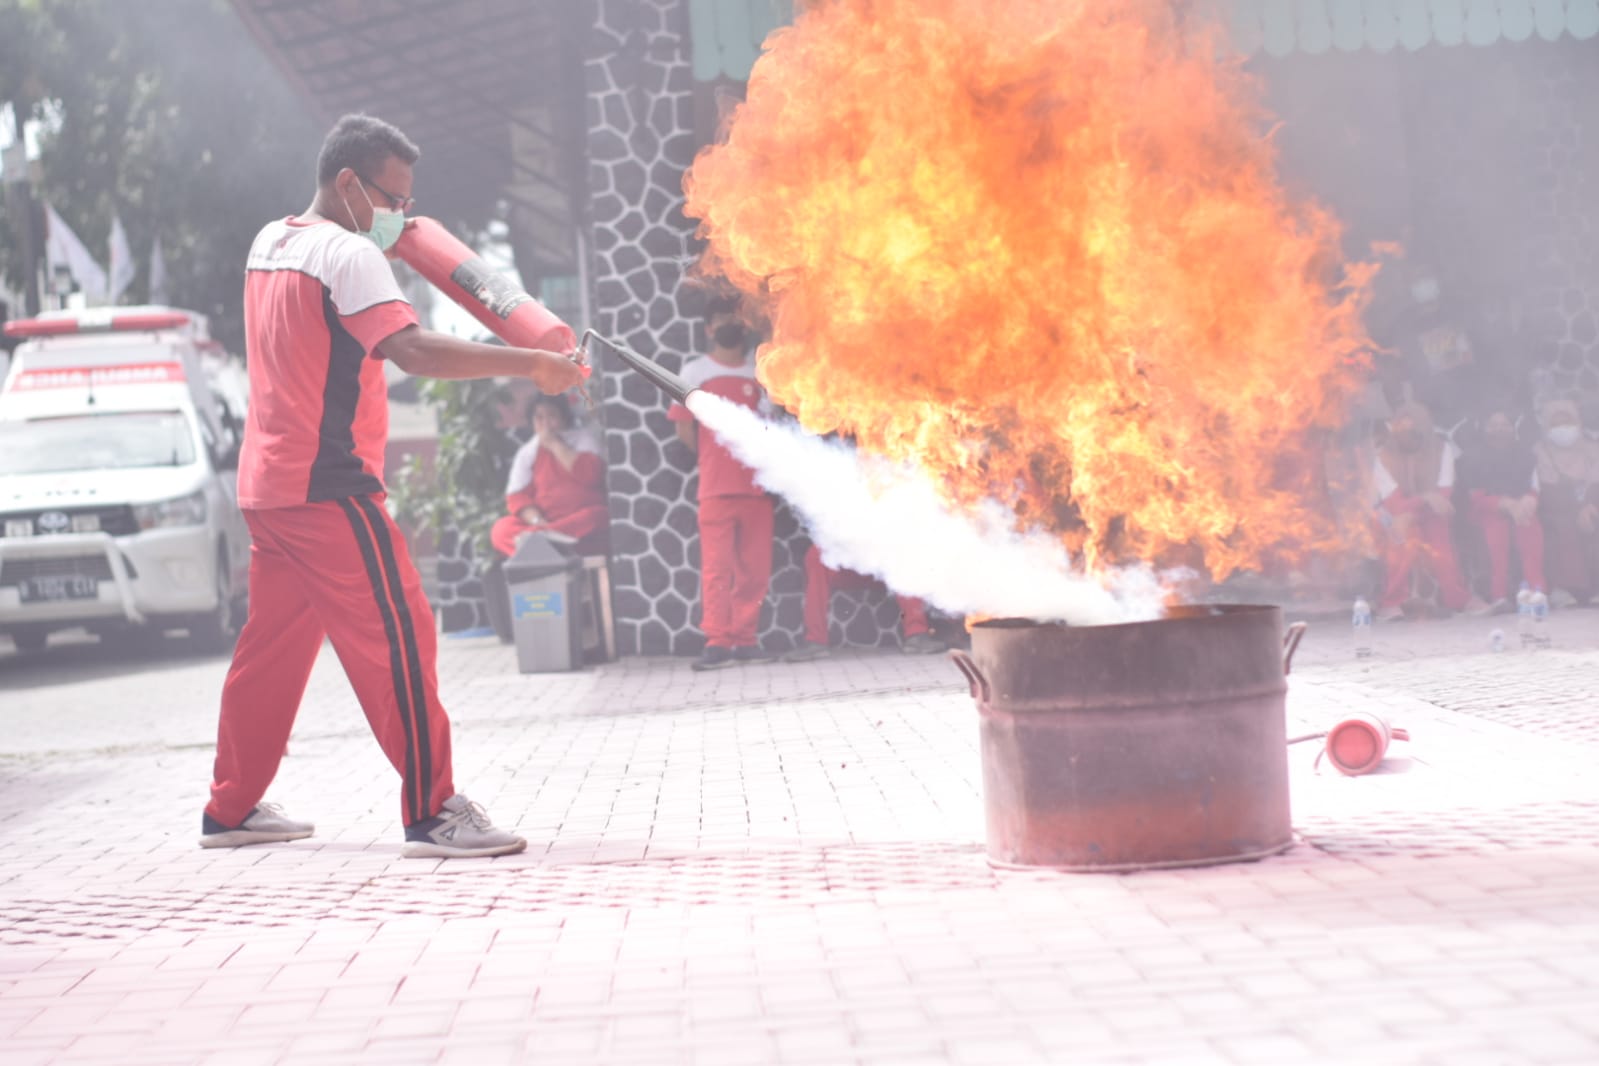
[200,114,586,858]
[669,296,776,671]
[491,395,610,558]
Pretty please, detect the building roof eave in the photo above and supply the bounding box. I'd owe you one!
[228,0,587,276]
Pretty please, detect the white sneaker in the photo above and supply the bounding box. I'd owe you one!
[199,801,314,849]
[402,795,527,859]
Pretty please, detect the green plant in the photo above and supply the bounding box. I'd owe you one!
[392,376,516,563]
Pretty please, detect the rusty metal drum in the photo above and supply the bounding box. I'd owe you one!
[950,605,1302,872]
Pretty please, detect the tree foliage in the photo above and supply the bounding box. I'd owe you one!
[1,0,536,595]
[391,376,518,562]
[0,0,320,350]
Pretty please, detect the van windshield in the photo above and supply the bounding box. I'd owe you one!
[0,412,198,475]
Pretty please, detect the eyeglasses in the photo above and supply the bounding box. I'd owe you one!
[359,173,414,214]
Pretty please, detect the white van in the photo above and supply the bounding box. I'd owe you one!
[0,306,250,653]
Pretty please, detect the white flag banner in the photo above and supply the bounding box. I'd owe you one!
[44,203,107,303]
[149,234,170,306]
[109,214,135,302]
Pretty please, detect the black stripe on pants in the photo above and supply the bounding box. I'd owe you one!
[352,495,435,824]
[337,497,426,825]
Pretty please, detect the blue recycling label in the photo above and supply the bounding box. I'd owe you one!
[513,592,564,619]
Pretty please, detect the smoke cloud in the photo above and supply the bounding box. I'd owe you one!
[686,391,1170,626]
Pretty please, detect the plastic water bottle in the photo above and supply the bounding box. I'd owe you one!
[1352,597,1373,659]
[1490,628,1505,653]
[1531,587,1550,648]
[1517,582,1534,648]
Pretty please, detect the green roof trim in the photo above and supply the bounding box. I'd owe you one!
[689,0,793,82]
[1234,0,1599,57]
[690,0,1596,83]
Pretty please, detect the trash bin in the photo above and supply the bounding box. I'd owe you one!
[502,533,583,673]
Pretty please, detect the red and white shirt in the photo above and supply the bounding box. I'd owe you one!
[668,354,769,500]
[237,217,419,509]
[1373,443,1457,505]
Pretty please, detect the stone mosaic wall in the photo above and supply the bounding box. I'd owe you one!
[430,528,490,635]
[1400,41,1599,406]
[1521,42,1599,402]
[582,0,908,656]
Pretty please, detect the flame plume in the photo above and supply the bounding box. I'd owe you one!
[684,0,1377,579]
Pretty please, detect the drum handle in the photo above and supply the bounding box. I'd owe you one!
[1282,621,1308,676]
[948,650,991,704]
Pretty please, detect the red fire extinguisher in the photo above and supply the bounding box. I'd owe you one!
[393,217,577,356]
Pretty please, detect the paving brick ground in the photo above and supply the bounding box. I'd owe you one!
[1,607,1596,1065]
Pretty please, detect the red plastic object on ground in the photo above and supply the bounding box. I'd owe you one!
[1324,713,1410,776]
[393,217,577,357]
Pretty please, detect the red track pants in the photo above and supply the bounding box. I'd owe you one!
[802,545,929,644]
[698,494,773,648]
[1468,492,1546,601]
[206,495,454,829]
[489,504,610,557]
[1377,508,1471,610]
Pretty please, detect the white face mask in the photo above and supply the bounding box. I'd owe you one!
[341,182,405,251]
[1547,425,1582,448]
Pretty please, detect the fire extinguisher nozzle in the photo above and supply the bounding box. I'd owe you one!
[582,329,693,404]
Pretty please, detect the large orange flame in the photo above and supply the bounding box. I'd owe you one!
[684,0,1376,578]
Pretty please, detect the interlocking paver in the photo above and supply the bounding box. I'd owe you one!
[4,610,1599,1065]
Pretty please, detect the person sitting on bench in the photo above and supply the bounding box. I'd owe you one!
[491,394,609,559]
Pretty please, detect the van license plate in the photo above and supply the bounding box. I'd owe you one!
[19,575,99,602]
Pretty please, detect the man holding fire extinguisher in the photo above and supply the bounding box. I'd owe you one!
[200,114,586,858]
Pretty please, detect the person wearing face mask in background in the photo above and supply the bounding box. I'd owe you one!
[1534,398,1599,606]
[1371,400,1489,622]
[201,114,587,859]
[1456,406,1545,613]
[669,294,777,671]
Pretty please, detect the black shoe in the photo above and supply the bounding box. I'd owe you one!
[692,646,735,671]
[783,642,831,662]
[732,645,778,664]
[901,632,948,655]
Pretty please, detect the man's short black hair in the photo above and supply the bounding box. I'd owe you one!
[703,292,741,321]
[316,114,420,185]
